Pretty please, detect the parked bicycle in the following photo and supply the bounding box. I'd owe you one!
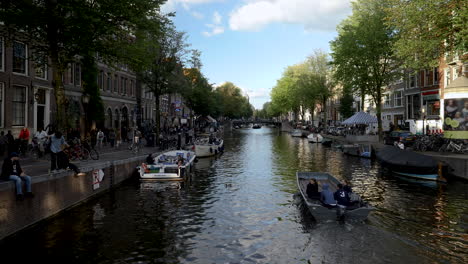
[82,139,99,160]
[439,139,468,154]
[128,136,141,154]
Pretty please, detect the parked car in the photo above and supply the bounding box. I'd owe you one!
[383,131,416,146]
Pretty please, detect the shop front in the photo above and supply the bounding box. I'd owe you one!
[442,76,468,139]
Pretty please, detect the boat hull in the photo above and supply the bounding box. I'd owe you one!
[138,150,196,180]
[307,133,323,143]
[297,172,374,222]
[393,171,439,181]
[194,140,224,158]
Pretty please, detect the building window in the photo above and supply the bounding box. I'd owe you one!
[67,64,74,84]
[433,67,439,85]
[424,70,429,86]
[444,68,451,87]
[34,52,47,80]
[75,64,81,86]
[107,73,111,91]
[0,83,3,127]
[12,85,26,126]
[384,94,391,108]
[120,77,125,94]
[0,37,4,71]
[114,75,118,93]
[409,73,417,88]
[130,80,134,96]
[98,71,104,90]
[394,90,403,107]
[13,41,28,75]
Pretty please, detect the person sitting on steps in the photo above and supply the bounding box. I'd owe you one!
[1,152,33,201]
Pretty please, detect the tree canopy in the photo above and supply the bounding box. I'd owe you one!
[386,0,468,69]
[331,0,400,140]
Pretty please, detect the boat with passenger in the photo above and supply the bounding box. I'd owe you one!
[192,137,224,158]
[297,172,374,221]
[307,133,323,143]
[137,150,196,180]
[376,146,446,181]
[252,124,261,129]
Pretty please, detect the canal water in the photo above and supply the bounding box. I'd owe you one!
[1,128,467,263]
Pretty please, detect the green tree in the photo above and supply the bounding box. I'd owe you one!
[128,16,191,139]
[339,84,355,119]
[386,0,467,69]
[331,0,400,141]
[215,82,253,119]
[183,68,216,117]
[0,0,164,131]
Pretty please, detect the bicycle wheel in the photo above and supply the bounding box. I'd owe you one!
[89,149,99,160]
[80,148,90,161]
[420,145,427,152]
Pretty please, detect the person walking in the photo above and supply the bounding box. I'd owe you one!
[18,127,30,156]
[108,129,116,148]
[0,131,7,157]
[49,131,66,172]
[96,129,104,149]
[1,152,33,201]
[6,130,15,155]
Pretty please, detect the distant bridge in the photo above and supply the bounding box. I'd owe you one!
[231,119,281,125]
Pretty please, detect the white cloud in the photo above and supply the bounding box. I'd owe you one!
[191,11,204,19]
[229,0,352,32]
[162,0,222,12]
[202,11,225,37]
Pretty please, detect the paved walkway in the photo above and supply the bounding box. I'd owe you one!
[3,141,162,179]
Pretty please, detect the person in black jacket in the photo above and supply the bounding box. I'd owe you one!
[1,152,33,200]
[306,178,320,199]
[334,184,350,206]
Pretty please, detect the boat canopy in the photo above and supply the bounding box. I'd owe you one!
[376,146,438,168]
[342,112,377,125]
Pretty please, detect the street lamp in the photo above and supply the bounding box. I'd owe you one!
[421,106,426,135]
[82,94,90,138]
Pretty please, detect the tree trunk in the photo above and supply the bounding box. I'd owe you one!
[323,97,328,129]
[376,88,383,142]
[51,55,67,132]
[361,90,365,111]
[155,93,161,144]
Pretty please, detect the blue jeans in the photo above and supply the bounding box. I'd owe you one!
[9,175,31,195]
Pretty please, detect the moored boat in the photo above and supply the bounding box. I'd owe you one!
[321,137,333,146]
[376,146,446,181]
[342,144,372,158]
[307,133,323,143]
[297,172,374,222]
[291,129,304,137]
[137,150,196,180]
[192,137,224,158]
[252,124,261,129]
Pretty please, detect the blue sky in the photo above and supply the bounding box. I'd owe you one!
[162,0,353,109]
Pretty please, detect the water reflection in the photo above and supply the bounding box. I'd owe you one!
[0,127,466,263]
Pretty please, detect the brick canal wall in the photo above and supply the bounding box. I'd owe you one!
[0,156,145,240]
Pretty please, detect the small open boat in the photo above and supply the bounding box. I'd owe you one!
[291,129,304,137]
[252,124,261,129]
[342,144,372,158]
[137,150,196,180]
[376,146,446,182]
[297,172,374,222]
[192,137,224,158]
[307,133,323,143]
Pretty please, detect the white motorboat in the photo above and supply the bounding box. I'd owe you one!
[192,137,224,158]
[137,150,196,180]
[307,133,323,143]
[291,129,304,137]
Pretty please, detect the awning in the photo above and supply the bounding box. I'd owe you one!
[342,111,377,125]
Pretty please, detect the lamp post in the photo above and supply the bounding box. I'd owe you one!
[421,106,426,135]
[82,94,90,138]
